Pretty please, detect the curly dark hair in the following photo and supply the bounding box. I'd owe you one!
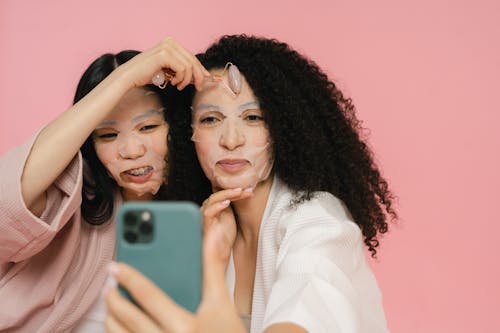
[177,35,397,256]
[74,50,210,225]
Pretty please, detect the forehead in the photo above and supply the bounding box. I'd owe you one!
[118,88,162,109]
[96,88,164,129]
[110,88,163,119]
[192,70,257,108]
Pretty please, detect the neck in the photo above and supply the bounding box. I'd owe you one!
[232,176,273,245]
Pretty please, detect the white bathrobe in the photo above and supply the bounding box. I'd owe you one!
[226,176,390,333]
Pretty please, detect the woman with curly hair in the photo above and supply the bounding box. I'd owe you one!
[107,34,397,333]
[0,38,210,332]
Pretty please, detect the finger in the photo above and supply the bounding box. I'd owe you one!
[177,61,193,90]
[161,52,189,88]
[109,262,193,330]
[203,188,253,207]
[169,43,209,90]
[147,40,189,88]
[202,224,232,301]
[167,43,198,90]
[160,38,196,89]
[191,58,210,91]
[201,189,252,227]
[105,314,132,333]
[151,37,210,90]
[202,196,231,219]
[105,287,163,333]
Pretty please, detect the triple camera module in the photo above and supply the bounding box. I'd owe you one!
[123,210,155,244]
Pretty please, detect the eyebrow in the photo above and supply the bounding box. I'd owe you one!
[192,104,221,113]
[131,108,164,122]
[238,101,260,111]
[96,109,164,128]
[192,101,260,113]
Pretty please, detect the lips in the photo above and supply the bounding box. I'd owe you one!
[217,159,249,173]
[121,166,154,183]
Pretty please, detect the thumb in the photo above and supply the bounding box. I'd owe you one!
[202,223,231,302]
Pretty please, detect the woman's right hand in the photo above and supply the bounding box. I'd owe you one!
[116,36,210,91]
[105,224,246,333]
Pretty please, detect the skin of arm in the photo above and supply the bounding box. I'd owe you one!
[22,68,131,215]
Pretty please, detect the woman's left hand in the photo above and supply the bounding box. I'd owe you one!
[200,188,253,254]
[105,224,246,333]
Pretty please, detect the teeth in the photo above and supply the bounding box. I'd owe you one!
[126,166,152,176]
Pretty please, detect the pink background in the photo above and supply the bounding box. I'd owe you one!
[1,0,499,331]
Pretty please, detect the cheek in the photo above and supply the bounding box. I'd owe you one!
[149,128,168,157]
[195,141,214,168]
[94,142,116,165]
[249,127,271,146]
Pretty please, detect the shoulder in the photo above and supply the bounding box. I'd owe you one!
[264,179,361,248]
[276,187,359,235]
[292,191,352,222]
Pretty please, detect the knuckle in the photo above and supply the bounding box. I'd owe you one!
[158,49,169,59]
[163,36,174,44]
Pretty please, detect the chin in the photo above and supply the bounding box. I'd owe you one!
[214,177,254,191]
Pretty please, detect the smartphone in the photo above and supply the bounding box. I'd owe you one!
[116,201,202,313]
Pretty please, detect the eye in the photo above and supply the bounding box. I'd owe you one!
[243,109,264,123]
[97,133,117,140]
[200,116,220,124]
[245,114,264,122]
[140,124,159,131]
[197,113,224,127]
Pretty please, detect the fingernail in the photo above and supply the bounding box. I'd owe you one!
[233,188,242,192]
[101,275,118,297]
[243,187,254,193]
[220,199,230,206]
[108,262,120,278]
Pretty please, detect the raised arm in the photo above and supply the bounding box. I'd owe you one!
[21,37,208,215]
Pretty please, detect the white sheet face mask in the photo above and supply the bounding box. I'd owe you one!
[191,71,273,190]
[93,88,168,199]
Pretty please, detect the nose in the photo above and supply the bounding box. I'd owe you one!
[118,136,146,159]
[219,120,245,151]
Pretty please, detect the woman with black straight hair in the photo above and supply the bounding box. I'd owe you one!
[0,37,210,332]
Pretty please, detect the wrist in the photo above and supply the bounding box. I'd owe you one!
[105,64,136,92]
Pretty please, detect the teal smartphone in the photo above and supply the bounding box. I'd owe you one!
[116,201,202,313]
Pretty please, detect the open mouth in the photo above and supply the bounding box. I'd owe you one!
[121,166,154,183]
[125,166,153,176]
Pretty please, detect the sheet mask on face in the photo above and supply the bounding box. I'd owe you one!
[191,67,273,190]
[94,88,168,198]
[109,125,167,197]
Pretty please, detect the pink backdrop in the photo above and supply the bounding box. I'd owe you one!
[1,0,499,331]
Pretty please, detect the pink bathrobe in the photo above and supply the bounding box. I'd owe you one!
[0,135,118,332]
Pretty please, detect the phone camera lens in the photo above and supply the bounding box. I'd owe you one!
[139,222,154,235]
[124,212,138,227]
[124,231,138,243]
